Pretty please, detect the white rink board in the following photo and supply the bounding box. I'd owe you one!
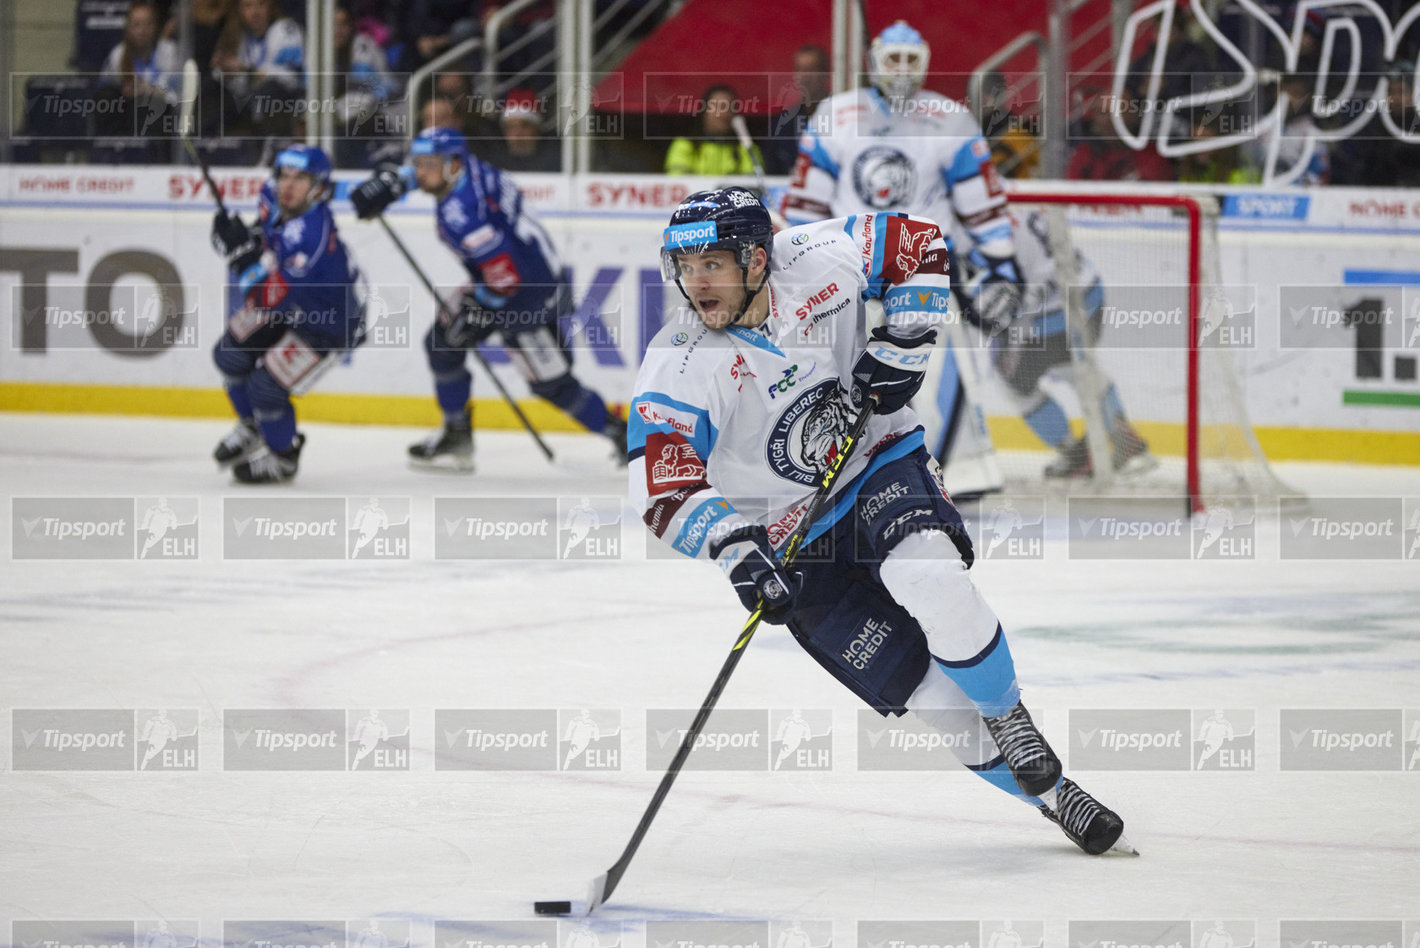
[1,169,1419,438]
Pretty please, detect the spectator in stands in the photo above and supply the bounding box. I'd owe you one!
[979,72,1040,179]
[1236,73,1330,185]
[97,1,182,132]
[1333,60,1420,187]
[1176,119,1243,183]
[1066,86,1174,181]
[664,84,762,175]
[212,0,305,135]
[765,44,831,174]
[484,87,561,171]
[404,0,482,68]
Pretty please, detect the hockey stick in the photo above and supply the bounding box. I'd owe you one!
[178,59,228,215]
[535,393,880,917]
[730,115,768,196]
[375,216,556,462]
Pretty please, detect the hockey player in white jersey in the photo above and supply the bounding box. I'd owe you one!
[962,206,1154,477]
[631,187,1131,855]
[780,21,1024,494]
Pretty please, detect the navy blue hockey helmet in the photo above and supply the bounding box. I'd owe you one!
[273,143,333,200]
[661,187,774,280]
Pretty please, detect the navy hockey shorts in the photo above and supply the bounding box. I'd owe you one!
[784,445,976,715]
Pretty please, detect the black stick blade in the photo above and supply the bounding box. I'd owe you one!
[534,901,572,916]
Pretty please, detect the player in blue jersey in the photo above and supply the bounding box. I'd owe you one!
[632,187,1133,856]
[209,144,366,483]
[350,126,627,470]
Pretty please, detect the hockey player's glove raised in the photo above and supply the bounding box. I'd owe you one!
[965,252,1024,334]
[350,164,407,219]
[443,290,499,348]
[210,210,263,274]
[709,525,799,623]
[851,326,937,414]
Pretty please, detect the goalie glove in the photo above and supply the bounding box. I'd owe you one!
[963,250,1024,333]
[210,210,263,273]
[441,290,498,348]
[350,163,408,219]
[709,524,799,623]
[850,326,937,414]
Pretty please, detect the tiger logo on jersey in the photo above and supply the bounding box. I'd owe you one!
[852,146,916,209]
[766,379,850,485]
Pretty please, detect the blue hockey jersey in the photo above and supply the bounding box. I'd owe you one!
[251,179,365,342]
[432,158,565,317]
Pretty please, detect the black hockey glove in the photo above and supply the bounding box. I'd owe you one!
[964,251,1024,333]
[350,163,407,220]
[442,290,498,348]
[709,524,799,624]
[851,326,937,414]
[210,210,263,274]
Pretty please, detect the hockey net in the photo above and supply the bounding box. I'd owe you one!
[973,188,1297,514]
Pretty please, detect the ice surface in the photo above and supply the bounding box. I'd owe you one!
[1,414,1417,947]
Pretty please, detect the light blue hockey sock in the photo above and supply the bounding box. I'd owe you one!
[967,757,1048,804]
[932,624,1021,719]
[1023,397,1072,448]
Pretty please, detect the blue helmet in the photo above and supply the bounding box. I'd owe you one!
[272,144,333,199]
[411,125,470,164]
[661,187,774,322]
[869,20,930,99]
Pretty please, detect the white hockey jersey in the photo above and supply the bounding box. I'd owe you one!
[630,212,953,560]
[781,86,1015,261]
[996,208,1102,326]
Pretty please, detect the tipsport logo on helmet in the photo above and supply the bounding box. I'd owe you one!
[664,221,720,249]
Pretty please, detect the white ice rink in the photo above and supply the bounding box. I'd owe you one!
[2,412,1418,948]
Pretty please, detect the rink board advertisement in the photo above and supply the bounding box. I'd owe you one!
[1,168,1417,462]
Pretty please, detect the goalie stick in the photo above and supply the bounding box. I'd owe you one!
[178,59,228,215]
[374,217,556,463]
[534,393,880,917]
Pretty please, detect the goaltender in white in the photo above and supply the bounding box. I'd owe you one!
[628,185,1136,857]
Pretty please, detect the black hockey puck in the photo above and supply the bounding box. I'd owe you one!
[534,901,572,916]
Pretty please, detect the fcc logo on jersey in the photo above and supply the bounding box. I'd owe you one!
[851,146,916,210]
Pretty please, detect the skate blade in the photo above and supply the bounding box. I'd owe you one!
[407,456,475,474]
[1106,833,1140,856]
[1115,453,1160,478]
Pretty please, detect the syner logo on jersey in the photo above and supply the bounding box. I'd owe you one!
[766,379,850,486]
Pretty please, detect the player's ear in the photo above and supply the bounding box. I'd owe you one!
[751,245,768,273]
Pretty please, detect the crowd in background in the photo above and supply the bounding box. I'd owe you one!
[15,0,1420,187]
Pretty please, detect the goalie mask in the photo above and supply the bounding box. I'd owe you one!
[869,20,930,100]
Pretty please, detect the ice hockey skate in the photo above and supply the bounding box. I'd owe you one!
[1038,777,1137,855]
[213,418,262,467]
[605,410,629,467]
[232,433,304,484]
[408,410,474,472]
[1044,422,1158,479]
[982,702,1062,797]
